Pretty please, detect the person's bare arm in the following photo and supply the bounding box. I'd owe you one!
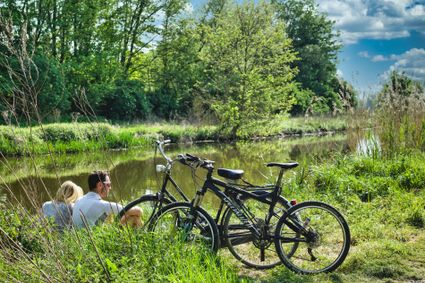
[119,206,142,227]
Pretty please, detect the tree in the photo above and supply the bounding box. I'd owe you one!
[143,0,200,119]
[0,17,68,124]
[273,0,342,114]
[198,0,298,136]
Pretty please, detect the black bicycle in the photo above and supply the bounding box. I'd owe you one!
[121,141,296,269]
[149,153,351,274]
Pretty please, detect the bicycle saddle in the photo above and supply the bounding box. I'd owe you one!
[266,162,299,169]
[217,168,244,180]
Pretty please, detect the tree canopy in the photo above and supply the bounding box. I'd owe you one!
[0,0,354,126]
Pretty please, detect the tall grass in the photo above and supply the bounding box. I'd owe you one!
[0,123,155,156]
[375,72,425,155]
[0,208,243,282]
[273,151,425,282]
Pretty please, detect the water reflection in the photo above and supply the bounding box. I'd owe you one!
[356,134,381,157]
[1,135,348,211]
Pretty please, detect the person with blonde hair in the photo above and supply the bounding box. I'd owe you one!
[42,181,84,230]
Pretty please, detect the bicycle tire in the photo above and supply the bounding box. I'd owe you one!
[222,195,298,269]
[118,194,172,229]
[150,202,220,252]
[274,201,350,274]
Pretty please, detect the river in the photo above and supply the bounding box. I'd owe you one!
[0,134,352,211]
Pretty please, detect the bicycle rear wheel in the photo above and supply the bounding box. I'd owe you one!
[275,201,350,274]
[150,202,220,252]
[222,195,296,269]
[118,194,171,229]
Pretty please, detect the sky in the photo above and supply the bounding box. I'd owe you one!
[190,0,425,97]
[316,0,425,96]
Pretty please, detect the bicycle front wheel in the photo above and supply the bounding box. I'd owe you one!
[118,194,172,229]
[150,202,220,252]
[275,201,350,274]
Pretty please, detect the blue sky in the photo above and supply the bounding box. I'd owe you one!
[316,0,425,96]
[189,0,425,96]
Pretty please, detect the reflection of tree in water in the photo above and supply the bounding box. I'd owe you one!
[342,143,351,154]
[289,145,301,160]
[288,139,348,162]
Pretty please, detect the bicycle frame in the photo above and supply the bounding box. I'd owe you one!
[120,140,190,219]
[192,167,285,240]
[158,169,190,203]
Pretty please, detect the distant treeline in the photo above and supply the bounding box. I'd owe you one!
[0,0,356,130]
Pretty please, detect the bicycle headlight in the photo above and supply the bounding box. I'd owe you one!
[156,164,166,172]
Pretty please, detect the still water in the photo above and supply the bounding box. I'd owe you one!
[0,135,350,211]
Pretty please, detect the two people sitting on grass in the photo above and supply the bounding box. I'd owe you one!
[43,171,142,230]
[72,170,142,229]
[42,180,84,231]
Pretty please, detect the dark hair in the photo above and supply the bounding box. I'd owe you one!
[88,171,109,191]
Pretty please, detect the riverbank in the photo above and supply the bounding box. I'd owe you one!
[1,151,424,282]
[0,116,347,156]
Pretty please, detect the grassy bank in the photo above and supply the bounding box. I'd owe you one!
[0,116,348,156]
[1,151,424,282]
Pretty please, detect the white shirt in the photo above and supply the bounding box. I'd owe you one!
[72,192,122,228]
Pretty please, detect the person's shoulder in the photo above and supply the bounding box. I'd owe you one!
[98,200,123,213]
[99,199,121,207]
[42,201,53,209]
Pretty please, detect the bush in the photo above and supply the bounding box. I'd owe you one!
[100,80,152,121]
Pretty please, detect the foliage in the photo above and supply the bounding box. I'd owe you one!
[99,80,152,121]
[375,71,425,155]
[0,0,348,125]
[198,1,298,137]
[273,0,347,115]
[0,44,69,122]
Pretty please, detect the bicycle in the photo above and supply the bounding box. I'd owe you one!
[149,154,351,274]
[121,140,296,269]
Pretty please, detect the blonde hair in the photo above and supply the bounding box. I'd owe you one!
[55,181,84,204]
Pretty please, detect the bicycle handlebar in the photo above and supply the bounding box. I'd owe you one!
[156,139,214,171]
[177,153,215,169]
[156,140,172,164]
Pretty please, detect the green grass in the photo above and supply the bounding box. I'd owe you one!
[0,116,349,156]
[0,211,243,282]
[1,151,425,282]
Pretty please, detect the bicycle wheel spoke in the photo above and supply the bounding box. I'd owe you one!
[275,201,350,274]
[223,197,290,269]
[152,203,219,252]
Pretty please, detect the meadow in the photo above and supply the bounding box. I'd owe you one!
[1,149,424,282]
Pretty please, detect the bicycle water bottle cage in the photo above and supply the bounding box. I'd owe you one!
[217,168,244,180]
[266,162,299,169]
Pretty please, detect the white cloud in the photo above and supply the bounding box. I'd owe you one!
[337,69,344,77]
[317,0,425,44]
[371,55,388,62]
[382,48,425,82]
[358,51,370,58]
